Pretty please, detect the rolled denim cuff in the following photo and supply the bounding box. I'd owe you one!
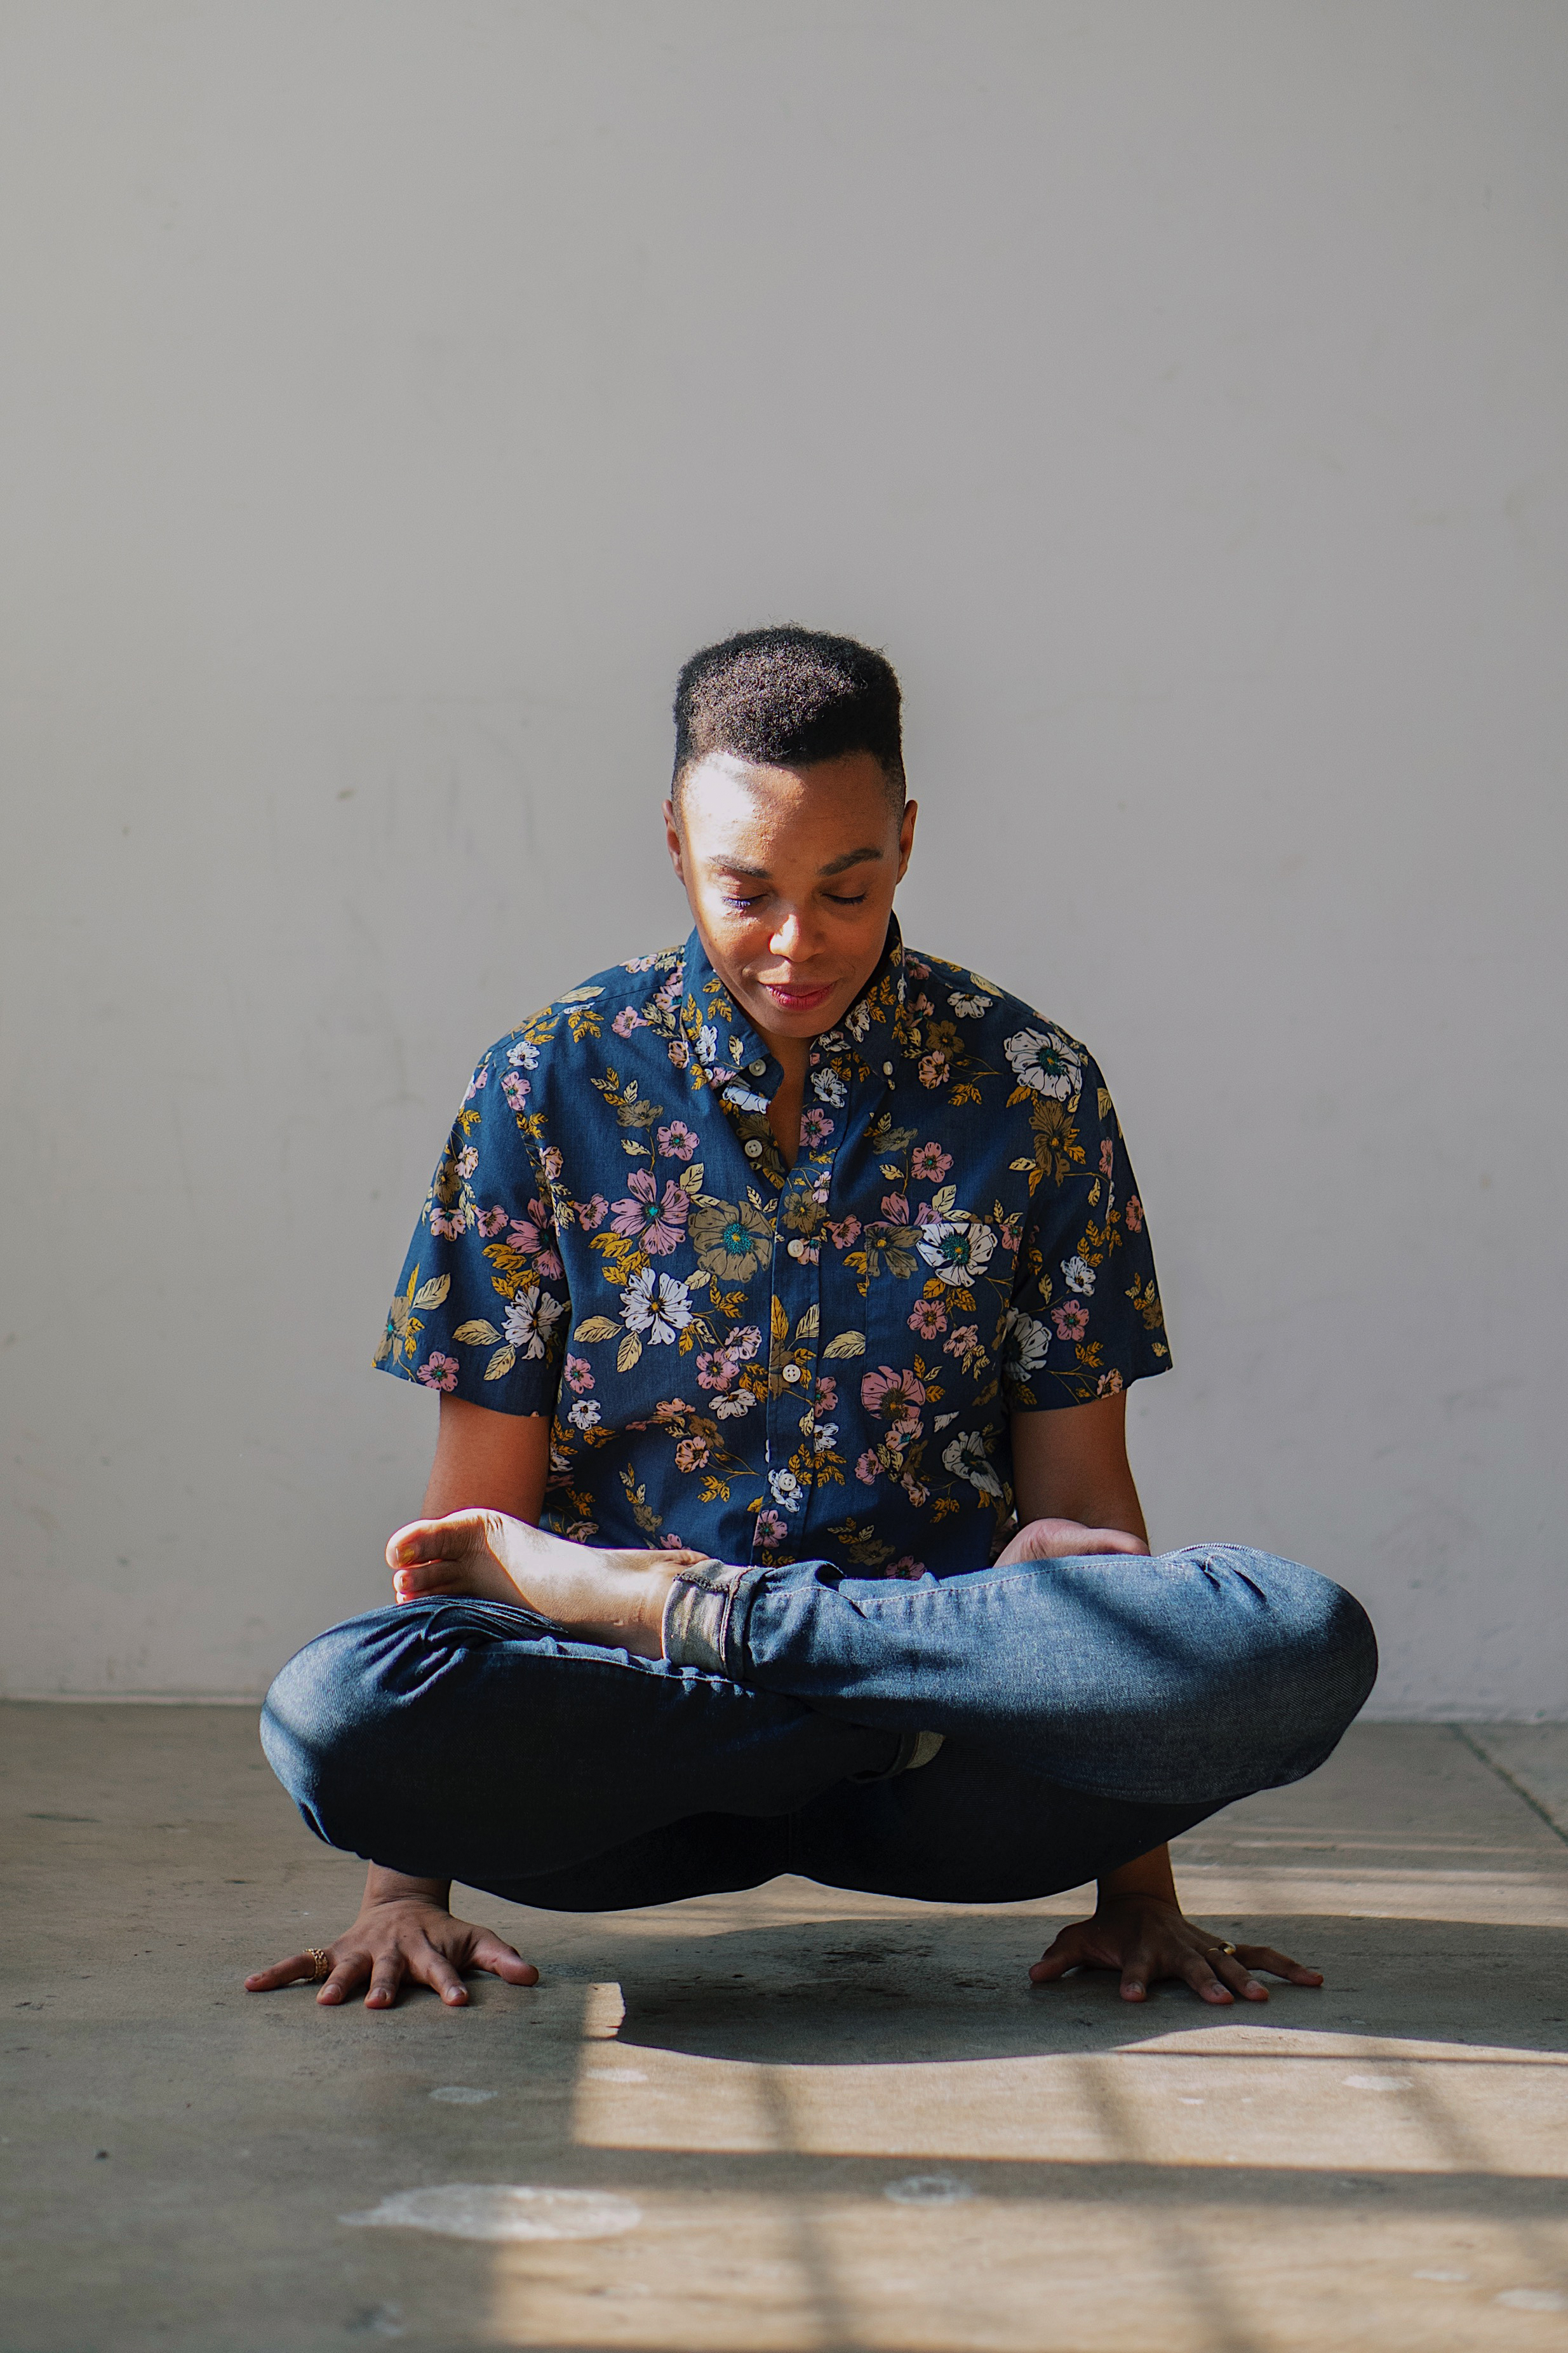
[661,1559,750,1676]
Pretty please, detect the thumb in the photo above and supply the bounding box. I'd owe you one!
[472,1935,539,1984]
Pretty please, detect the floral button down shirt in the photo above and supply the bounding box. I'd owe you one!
[377,922,1170,1576]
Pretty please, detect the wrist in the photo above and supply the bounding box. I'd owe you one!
[363,1865,451,1911]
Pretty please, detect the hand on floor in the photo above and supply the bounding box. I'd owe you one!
[245,1889,539,2010]
[1028,1893,1323,2004]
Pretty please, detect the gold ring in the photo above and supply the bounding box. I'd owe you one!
[305,1946,333,1981]
[1212,1941,1239,1958]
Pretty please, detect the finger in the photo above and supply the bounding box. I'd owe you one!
[244,1952,319,1992]
[470,1933,540,1986]
[411,1946,471,2007]
[1120,1945,1157,2002]
[363,1952,407,2011]
[318,1950,370,2006]
[1177,1949,1236,2006]
[1238,1945,1323,1986]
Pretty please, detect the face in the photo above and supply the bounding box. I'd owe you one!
[665,752,917,1052]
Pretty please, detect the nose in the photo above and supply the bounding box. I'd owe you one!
[769,907,819,962]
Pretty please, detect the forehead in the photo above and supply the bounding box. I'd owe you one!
[678,752,899,868]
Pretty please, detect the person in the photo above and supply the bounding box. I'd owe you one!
[248,626,1376,2018]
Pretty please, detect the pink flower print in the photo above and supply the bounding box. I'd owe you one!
[860,1365,927,1433]
[944,1324,979,1357]
[541,1147,564,1185]
[732,1325,763,1360]
[887,1556,927,1580]
[508,1201,554,1258]
[998,1212,1023,1254]
[674,1434,711,1473]
[1100,1137,1115,1178]
[536,1248,564,1280]
[695,1349,736,1392]
[912,994,935,1017]
[455,1146,479,1180]
[429,1208,464,1240]
[900,1478,929,1509]
[659,1532,688,1549]
[565,1355,594,1394]
[828,1215,862,1250]
[1052,1300,1090,1342]
[657,1119,699,1161]
[416,1352,459,1391]
[612,1005,643,1039]
[908,1298,946,1339]
[501,1071,530,1112]
[610,1168,690,1255]
[577,1192,609,1232]
[910,1142,952,1182]
[786,1236,820,1265]
[906,955,932,980]
[1096,1368,1125,1396]
[1125,1196,1144,1232]
[754,1509,788,1547]
[855,1450,880,1487]
[918,1051,950,1089]
[799,1107,835,1149]
[881,1192,910,1225]
[653,1396,691,1422]
[815,1374,838,1413]
[667,1037,690,1070]
[476,1204,509,1238]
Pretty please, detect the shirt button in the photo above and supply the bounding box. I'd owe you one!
[749,1058,767,1075]
[883,1062,894,1076]
[782,1363,802,1383]
[744,1138,763,1158]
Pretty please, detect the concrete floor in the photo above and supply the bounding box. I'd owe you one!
[3,1709,1567,2353]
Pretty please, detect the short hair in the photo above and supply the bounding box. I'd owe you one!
[672,625,905,807]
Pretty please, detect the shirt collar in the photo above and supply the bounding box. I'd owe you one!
[666,919,911,1089]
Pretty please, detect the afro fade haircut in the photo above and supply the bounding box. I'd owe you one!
[672,625,904,806]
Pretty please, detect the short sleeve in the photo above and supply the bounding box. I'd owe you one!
[1001,1053,1172,1409]
[374,1045,570,1415]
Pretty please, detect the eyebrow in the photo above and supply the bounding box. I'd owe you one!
[707,846,885,881]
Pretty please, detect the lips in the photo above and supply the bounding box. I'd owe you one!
[761,981,836,1011]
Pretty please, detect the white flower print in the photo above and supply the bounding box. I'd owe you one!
[1002,1308,1050,1380]
[506,1037,541,1069]
[916,1215,997,1288]
[712,1389,757,1419]
[1003,1025,1083,1102]
[941,1429,1004,1499]
[620,1266,694,1345]
[948,990,992,1019]
[812,1421,839,1453]
[845,1002,871,1042]
[697,1023,720,1066]
[502,1287,566,1359]
[1062,1255,1096,1295]
[811,1067,847,1107]
[568,1396,602,1431]
[768,1467,805,1513]
[721,1082,771,1115]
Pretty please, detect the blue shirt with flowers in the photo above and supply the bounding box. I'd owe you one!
[377,923,1170,1577]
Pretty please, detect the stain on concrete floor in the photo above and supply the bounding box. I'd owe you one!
[2,1708,1566,2350]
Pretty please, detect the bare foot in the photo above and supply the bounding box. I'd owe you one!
[996,1516,1150,1564]
[386,1510,704,1657]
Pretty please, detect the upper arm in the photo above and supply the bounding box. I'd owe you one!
[422,1394,552,1522]
[1008,1392,1148,1543]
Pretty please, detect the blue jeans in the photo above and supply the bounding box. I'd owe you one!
[262,1546,1376,1909]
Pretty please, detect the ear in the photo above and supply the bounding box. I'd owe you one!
[894,799,918,885]
[662,797,685,884]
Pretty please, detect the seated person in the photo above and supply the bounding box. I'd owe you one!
[249,626,1376,2014]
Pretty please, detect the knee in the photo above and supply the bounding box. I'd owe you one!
[1209,1545,1378,1775]
[260,1608,416,1850]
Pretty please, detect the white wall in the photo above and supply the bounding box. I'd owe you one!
[3,2,1564,1712]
